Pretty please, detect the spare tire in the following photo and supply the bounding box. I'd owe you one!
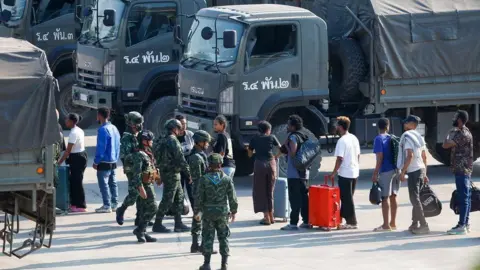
[328,38,367,104]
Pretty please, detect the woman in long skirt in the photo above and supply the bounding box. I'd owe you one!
[248,121,281,225]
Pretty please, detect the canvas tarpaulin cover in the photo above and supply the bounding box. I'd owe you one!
[307,0,480,79]
[0,38,61,153]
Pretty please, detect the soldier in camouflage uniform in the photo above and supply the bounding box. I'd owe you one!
[116,112,150,226]
[195,153,238,270]
[127,130,158,243]
[188,130,217,254]
[152,119,192,233]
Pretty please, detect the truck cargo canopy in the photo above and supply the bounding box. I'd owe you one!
[0,38,61,153]
[311,0,480,79]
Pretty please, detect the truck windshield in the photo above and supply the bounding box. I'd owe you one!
[184,17,244,66]
[80,0,125,43]
[0,0,27,23]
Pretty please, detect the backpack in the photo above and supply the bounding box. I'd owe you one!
[420,184,442,218]
[291,133,322,171]
[389,134,400,168]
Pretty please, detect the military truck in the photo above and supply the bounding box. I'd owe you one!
[0,38,60,258]
[0,0,94,128]
[176,2,480,177]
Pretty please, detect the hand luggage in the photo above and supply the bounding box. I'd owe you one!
[56,165,70,213]
[369,182,382,205]
[420,184,442,218]
[450,181,480,214]
[309,175,341,230]
[273,177,290,222]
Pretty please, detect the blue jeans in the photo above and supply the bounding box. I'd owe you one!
[455,174,471,226]
[222,167,236,179]
[97,169,118,207]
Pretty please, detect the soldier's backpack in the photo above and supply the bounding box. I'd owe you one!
[389,134,400,168]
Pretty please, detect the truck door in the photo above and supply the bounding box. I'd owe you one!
[120,2,177,94]
[237,22,302,118]
[29,0,77,56]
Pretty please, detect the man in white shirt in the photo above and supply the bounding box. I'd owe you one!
[329,116,360,229]
[397,115,429,235]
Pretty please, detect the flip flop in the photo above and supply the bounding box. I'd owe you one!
[373,226,392,232]
[259,219,271,225]
[338,224,358,230]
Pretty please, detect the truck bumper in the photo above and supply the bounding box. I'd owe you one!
[72,84,114,109]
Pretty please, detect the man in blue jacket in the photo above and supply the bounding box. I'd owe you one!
[94,108,121,213]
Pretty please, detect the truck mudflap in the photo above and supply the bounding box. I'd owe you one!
[0,189,55,259]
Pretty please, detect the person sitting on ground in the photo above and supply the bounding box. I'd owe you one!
[372,118,399,232]
[248,120,281,225]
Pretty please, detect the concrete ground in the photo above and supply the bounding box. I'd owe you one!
[2,129,480,270]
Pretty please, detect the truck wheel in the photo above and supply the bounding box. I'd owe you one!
[271,124,321,181]
[328,38,367,104]
[112,115,126,135]
[56,73,95,129]
[143,96,177,137]
[233,147,254,177]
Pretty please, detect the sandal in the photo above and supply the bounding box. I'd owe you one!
[259,219,271,225]
[373,225,392,232]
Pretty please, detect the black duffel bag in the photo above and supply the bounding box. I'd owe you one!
[369,182,382,205]
[450,181,480,214]
[420,184,442,218]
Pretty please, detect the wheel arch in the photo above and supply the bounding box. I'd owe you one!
[139,64,179,110]
[48,44,76,78]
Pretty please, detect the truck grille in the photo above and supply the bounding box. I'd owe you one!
[181,93,217,115]
[77,68,102,86]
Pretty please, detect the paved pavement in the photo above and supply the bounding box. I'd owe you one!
[2,130,480,270]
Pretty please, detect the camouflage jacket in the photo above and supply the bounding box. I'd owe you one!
[153,134,191,178]
[126,148,156,188]
[195,170,238,217]
[187,148,208,183]
[120,132,138,164]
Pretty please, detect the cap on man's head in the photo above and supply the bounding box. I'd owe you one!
[403,115,421,124]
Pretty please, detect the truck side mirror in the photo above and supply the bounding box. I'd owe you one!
[174,25,183,44]
[3,0,15,7]
[103,9,115,27]
[0,10,12,22]
[223,30,237,49]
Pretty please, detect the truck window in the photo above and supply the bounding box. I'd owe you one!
[125,2,176,47]
[245,24,297,72]
[32,0,74,25]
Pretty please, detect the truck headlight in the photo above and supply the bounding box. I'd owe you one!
[219,86,233,115]
[103,60,115,87]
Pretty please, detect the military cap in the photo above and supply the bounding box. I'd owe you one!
[164,118,182,130]
[140,130,154,141]
[208,153,223,165]
[193,130,211,143]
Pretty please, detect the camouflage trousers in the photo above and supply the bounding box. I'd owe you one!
[137,183,157,228]
[202,215,230,256]
[191,182,201,236]
[156,173,184,217]
[120,173,141,216]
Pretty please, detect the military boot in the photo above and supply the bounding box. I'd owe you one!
[133,227,146,243]
[116,205,126,225]
[174,215,190,232]
[199,254,211,270]
[152,216,171,233]
[144,233,157,243]
[221,255,228,270]
[191,235,200,253]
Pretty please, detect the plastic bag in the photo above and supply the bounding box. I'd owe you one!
[369,182,382,205]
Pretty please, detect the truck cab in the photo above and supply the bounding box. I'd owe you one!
[0,0,95,128]
[177,5,329,176]
[72,0,206,133]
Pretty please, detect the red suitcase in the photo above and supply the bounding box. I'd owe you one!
[309,175,341,230]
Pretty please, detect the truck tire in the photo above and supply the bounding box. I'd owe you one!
[328,38,367,104]
[56,73,95,129]
[233,146,254,177]
[143,96,177,137]
[271,124,321,181]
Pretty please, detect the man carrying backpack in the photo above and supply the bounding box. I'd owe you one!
[280,115,311,230]
[372,118,399,232]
